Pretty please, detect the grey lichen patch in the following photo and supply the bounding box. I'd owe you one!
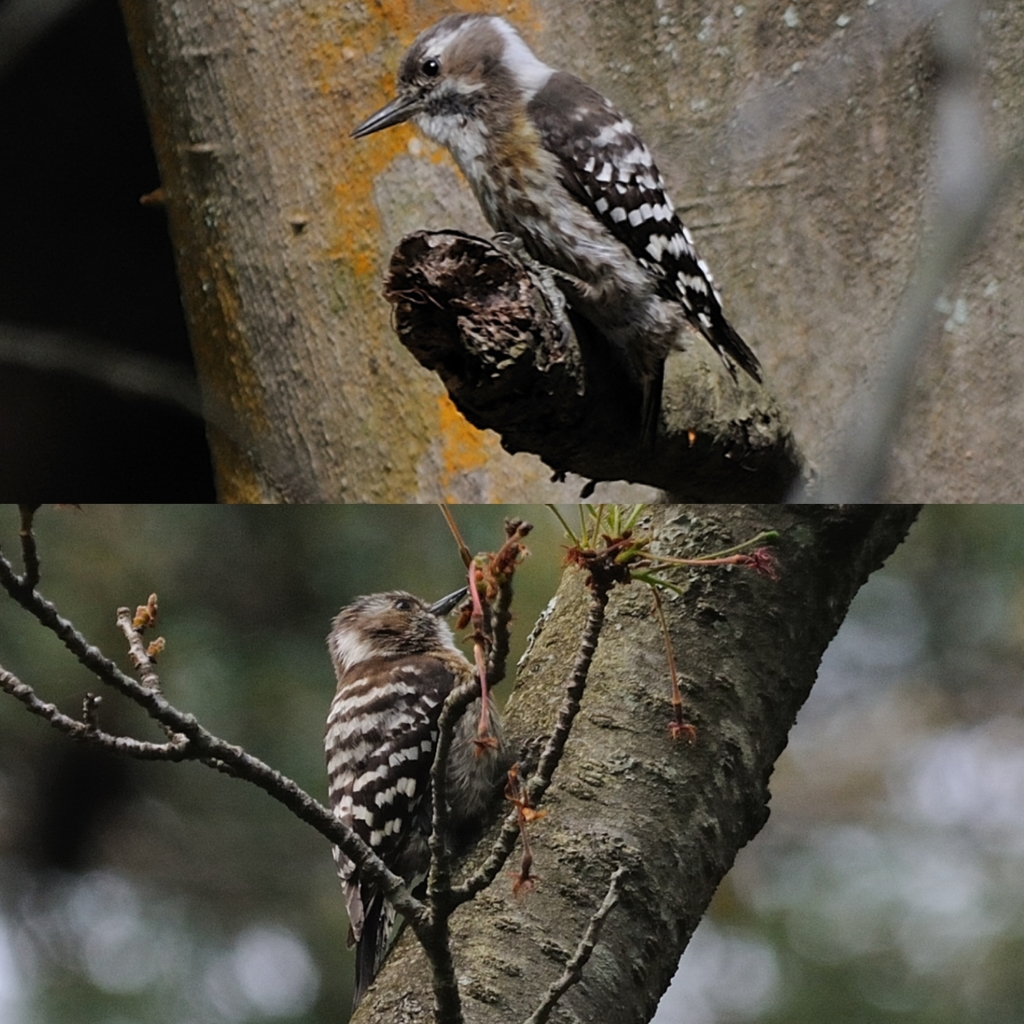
[574,764,608,788]
[479,951,525,978]
[585,709,623,729]
[460,976,504,1005]
[491,914,523,933]
[538,937,571,963]
[604,752,641,775]
[561,777,597,801]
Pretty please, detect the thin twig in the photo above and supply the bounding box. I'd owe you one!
[438,504,474,568]
[428,680,481,903]
[466,564,495,741]
[116,606,163,691]
[486,567,514,687]
[422,909,464,1024]
[454,578,610,904]
[522,865,627,1024]
[82,692,103,731]
[451,807,524,906]
[485,517,532,686]
[0,549,191,735]
[0,666,190,759]
[545,504,578,545]
[17,505,41,590]
[651,587,696,744]
[651,530,779,564]
[505,765,542,895]
[526,586,609,806]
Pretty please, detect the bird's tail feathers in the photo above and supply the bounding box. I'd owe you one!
[352,892,395,1009]
[708,312,762,384]
[640,362,665,449]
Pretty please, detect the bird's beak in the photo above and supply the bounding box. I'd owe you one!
[428,587,469,617]
[351,91,422,138]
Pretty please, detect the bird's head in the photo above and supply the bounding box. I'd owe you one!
[350,14,552,146]
[327,588,467,677]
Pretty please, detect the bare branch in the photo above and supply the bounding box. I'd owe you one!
[428,680,482,903]
[116,605,164,691]
[526,583,609,805]
[454,576,610,904]
[81,692,102,731]
[522,865,628,1024]
[438,504,474,569]
[451,808,523,909]
[486,517,532,687]
[0,545,191,733]
[409,678,485,1024]
[0,323,205,418]
[486,575,514,687]
[0,665,190,759]
[419,912,464,1024]
[17,504,41,590]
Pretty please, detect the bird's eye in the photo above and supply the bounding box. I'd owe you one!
[394,597,412,611]
[421,57,441,78]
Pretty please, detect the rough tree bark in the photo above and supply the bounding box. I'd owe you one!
[354,504,920,1024]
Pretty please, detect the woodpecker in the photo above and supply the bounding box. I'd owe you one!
[352,13,762,445]
[325,588,505,1007]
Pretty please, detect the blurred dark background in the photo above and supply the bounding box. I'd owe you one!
[0,0,213,495]
[2,505,1024,1024]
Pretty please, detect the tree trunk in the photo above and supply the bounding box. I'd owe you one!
[118,0,656,502]
[354,504,920,1023]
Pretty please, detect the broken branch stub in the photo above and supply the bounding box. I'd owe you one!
[385,230,808,499]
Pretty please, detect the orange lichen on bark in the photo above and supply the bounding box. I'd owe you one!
[435,394,502,500]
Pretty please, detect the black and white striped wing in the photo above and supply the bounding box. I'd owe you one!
[528,71,761,381]
[325,655,453,938]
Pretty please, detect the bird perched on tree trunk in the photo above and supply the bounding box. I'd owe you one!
[352,13,762,446]
[325,588,505,1006]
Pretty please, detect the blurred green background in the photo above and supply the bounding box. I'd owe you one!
[1,506,1023,1024]
[0,506,565,1023]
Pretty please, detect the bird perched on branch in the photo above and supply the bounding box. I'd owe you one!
[325,588,505,1006]
[352,13,762,445]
